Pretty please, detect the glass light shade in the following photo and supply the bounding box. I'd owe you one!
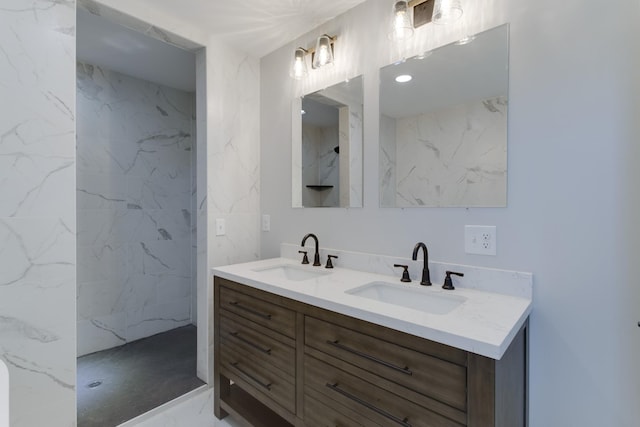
[312,35,334,68]
[389,0,413,40]
[455,34,476,45]
[432,0,463,24]
[290,48,308,79]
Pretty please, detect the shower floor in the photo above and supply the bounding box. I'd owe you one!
[77,325,205,427]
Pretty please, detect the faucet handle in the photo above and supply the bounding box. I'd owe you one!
[298,250,309,264]
[325,255,338,269]
[443,271,464,290]
[394,264,411,283]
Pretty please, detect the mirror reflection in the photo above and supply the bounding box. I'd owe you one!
[293,76,363,208]
[379,24,509,207]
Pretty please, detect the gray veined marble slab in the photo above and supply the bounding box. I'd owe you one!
[381,96,507,207]
[0,1,77,425]
[76,62,195,356]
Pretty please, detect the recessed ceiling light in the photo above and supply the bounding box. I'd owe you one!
[395,74,413,83]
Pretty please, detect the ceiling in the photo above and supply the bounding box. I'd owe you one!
[77,0,367,91]
[128,0,368,58]
[77,8,197,91]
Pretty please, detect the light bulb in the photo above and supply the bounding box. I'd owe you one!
[312,35,334,68]
[290,48,308,80]
[432,0,463,24]
[389,0,413,41]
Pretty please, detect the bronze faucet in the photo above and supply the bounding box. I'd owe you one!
[301,233,321,266]
[412,242,431,286]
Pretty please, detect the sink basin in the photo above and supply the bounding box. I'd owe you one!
[346,281,466,315]
[252,264,331,281]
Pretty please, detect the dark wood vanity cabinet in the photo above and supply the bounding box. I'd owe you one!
[214,277,527,427]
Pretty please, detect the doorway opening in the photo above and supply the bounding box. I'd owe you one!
[75,7,206,425]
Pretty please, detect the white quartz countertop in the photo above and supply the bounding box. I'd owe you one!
[212,257,532,360]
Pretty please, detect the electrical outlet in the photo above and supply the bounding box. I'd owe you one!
[215,218,225,236]
[262,214,271,232]
[465,225,497,255]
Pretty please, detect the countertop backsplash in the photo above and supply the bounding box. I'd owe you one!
[281,243,532,299]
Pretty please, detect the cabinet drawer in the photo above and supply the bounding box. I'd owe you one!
[220,346,295,413]
[220,313,295,377]
[304,386,378,427]
[305,356,464,427]
[305,316,467,411]
[220,285,295,338]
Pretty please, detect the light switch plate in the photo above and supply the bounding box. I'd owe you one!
[465,225,497,255]
[262,214,270,232]
[215,218,225,236]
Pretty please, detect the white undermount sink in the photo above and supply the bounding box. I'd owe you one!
[346,281,466,315]
[252,264,331,281]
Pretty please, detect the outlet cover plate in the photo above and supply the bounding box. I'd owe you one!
[465,225,497,255]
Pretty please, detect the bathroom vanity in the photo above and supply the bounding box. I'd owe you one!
[212,252,531,427]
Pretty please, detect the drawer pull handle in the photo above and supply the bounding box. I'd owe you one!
[231,362,272,390]
[326,383,411,427]
[327,340,412,375]
[229,301,272,320]
[229,331,272,354]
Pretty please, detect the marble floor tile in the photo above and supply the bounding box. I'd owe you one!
[121,387,241,427]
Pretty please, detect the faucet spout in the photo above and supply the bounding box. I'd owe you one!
[301,233,321,266]
[412,242,432,286]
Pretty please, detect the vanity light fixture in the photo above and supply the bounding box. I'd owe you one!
[389,0,414,40]
[390,0,463,35]
[312,34,335,68]
[395,74,413,83]
[290,35,337,79]
[432,0,463,24]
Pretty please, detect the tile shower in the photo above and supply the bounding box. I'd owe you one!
[380,96,507,207]
[76,62,196,356]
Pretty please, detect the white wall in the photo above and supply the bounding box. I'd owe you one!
[261,0,640,425]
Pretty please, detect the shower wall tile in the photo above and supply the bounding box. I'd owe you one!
[76,61,195,356]
[0,1,77,425]
[301,124,340,207]
[393,97,507,207]
[379,114,397,207]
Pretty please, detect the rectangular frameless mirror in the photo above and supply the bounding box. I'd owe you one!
[292,76,363,208]
[379,24,509,207]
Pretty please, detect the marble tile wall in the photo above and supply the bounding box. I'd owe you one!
[0,1,260,420]
[0,1,77,426]
[76,62,195,356]
[379,114,397,206]
[200,37,261,383]
[381,96,508,207]
[301,123,340,207]
[345,104,363,208]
